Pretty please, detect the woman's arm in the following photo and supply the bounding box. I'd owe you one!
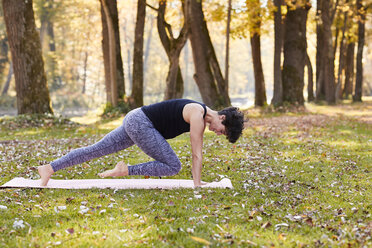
[188,106,206,187]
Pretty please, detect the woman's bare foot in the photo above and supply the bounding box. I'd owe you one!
[99,161,128,178]
[38,164,54,186]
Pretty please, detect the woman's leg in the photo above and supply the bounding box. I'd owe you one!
[50,123,134,172]
[124,109,182,177]
[39,120,134,186]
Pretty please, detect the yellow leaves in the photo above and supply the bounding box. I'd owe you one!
[206,2,227,22]
[155,216,175,223]
[248,210,258,219]
[278,233,287,241]
[82,163,90,169]
[221,204,231,210]
[190,236,211,245]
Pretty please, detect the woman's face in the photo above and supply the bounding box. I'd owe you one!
[209,115,226,136]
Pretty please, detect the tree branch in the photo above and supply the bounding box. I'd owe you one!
[331,0,340,22]
[146,3,158,12]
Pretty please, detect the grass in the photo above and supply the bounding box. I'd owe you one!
[0,101,371,247]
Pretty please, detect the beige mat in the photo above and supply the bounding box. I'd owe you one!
[1,177,233,189]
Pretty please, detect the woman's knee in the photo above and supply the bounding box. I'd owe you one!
[168,159,182,176]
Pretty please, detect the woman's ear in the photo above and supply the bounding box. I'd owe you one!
[220,115,226,121]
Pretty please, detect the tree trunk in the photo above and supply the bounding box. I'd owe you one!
[187,0,229,108]
[144,16,154,72]
[47,21,56,52]
[206,26,231,106]
[101,3,112,104]
[271,0,283,106]
[353,0,365,102]
[0,36,8,82]
[1,61,12,96]
[306,52,314,101]
[343,42,354,98]
[101,0,125,106]
[333,26,339,61]
[131,0,146,108]
[316,0,325,101]
[250,33,267,107]
[248,0,266,107]
[122,23,133,91]
[282,0,309,105]
[321,0,336,104]
[126,46,132,90]
[101,0,118,107]
[37,0,61,91]
[184,42,189,86]
[82,51,88,94]
[2,0,53,114]
[39,20,48,49]
[110,0,125,100]
[157,0,187,100]
[164,58,184,99]
[46,20,61,90]
[335,11,347,101]
[225,0,232,97]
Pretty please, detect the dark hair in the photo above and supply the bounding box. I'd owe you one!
[218,107,245,143]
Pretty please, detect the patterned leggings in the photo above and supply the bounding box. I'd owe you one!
[50,108,182,176]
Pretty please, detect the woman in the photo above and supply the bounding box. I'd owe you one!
[38,99,245,187]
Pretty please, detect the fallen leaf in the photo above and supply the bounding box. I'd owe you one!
[275,223,289,231]
[261,221,272,229]
[191,236,211,245]
[224,233,233,239]
[278,233,287,240]
[66,197,75,203]
[66,228,74,234]
[13,219,25,229]
[305,217,313,226]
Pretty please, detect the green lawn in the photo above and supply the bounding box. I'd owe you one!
[0,103,371,247]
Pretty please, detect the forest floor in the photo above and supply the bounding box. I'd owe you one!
[0,100,371,247]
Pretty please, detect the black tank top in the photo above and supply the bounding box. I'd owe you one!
[141,99,207,139]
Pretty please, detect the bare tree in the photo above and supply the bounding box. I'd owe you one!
[343,42,355,98]
[335,6,348,101]
[101,0,124,107]
[130,0,146,108]
[271,0,283,106]
[2,0,53,114]
[1,61,12,96]
[320,0,339,104]
[225,0,232,98]
[315,0,325,101]
[155,0,188,100]
[100,0,125,102]
[249,0,267,107]
[186,0,230,108]
[306,52,314,101]
[282,0,310,105]
[353,0,366,102]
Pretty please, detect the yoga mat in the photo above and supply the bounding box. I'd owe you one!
[1,177,233,189]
